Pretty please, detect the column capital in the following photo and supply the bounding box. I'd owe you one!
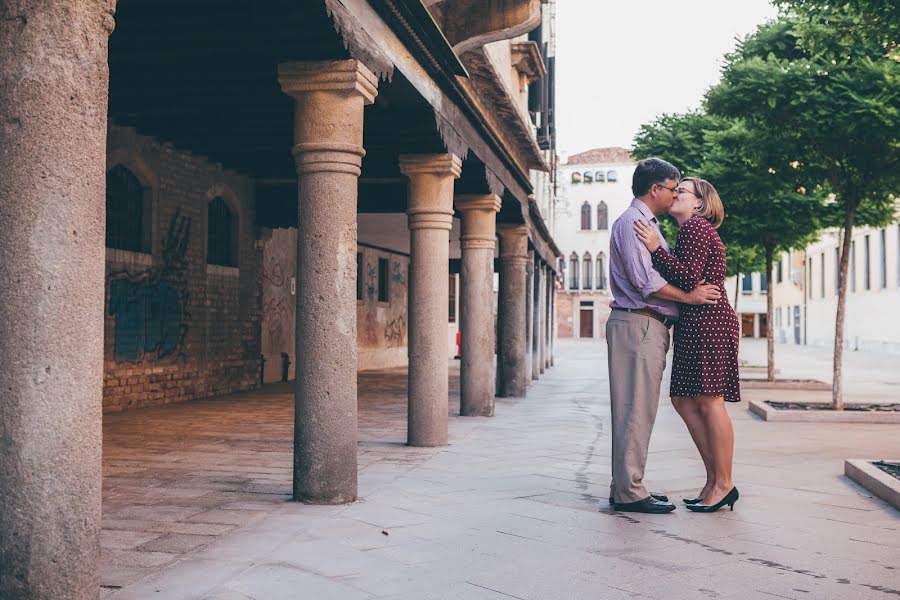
[455,193,502,214]
[497,224,529,262]
[278,60,378,104]
[456,194,501,250]
[278,60,377,177]
[402,154,462,232]
[399,153,462,178]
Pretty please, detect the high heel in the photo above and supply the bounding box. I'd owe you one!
[685,487,739,513]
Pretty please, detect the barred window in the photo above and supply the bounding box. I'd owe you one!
[377,258,390,302]
[596,252,607,290]
[582,252,592,290]
[357,252,363,300]
[207,196,238,267]
[580,202,591,230]
[106,165,148,252]
[569,253,579,290]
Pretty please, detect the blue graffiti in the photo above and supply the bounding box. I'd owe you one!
[391,261,405,286]
[366,262,376,301]
[108,210,191,362]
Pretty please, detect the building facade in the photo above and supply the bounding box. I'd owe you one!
[552,148,636,339]
[726,219,900,353]
[0,2,561,597]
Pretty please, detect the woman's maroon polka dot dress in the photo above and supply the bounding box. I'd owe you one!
[651,216,741,402]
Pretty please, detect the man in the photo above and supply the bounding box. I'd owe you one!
[607,157,721,514]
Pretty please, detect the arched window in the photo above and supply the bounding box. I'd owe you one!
[106,164,148,252]
[596,252,607,290]
[583,171,593,183]
[571,172,582,184]
[595,171,605,183]
[207,196,238,267]
[582,252,593,290]
[580,202,591,230]
[597,201,609,230]
[569,253,579,290]
[607,170,618,182]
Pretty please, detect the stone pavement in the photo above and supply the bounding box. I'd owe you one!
[103,340,899,599]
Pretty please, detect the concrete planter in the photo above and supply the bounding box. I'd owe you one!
[749,399,900,423]
[845,459,900,509]
[740,379,831,391]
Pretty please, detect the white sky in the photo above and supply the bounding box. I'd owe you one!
[555,0,779,155]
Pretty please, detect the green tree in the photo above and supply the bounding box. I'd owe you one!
[633,112,822,380]
[707,7,899,407]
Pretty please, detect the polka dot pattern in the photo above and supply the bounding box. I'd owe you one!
[651,216,741,402]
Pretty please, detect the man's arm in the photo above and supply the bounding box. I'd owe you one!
[651,282,720,305]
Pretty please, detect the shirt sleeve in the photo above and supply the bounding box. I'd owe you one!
[650,218,710,291]
[613,214,670,298]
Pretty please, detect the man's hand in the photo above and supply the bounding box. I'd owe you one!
[686,279,721,305]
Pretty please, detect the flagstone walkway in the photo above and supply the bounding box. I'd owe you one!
[103,340,899,599]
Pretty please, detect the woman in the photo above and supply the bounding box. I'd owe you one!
[634,177,740,513]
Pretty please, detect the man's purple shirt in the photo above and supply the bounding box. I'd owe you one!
[608,199,679,319]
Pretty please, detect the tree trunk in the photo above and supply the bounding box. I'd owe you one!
[833,204,856,410]
[765,245,775,382]
[733,270,740,312]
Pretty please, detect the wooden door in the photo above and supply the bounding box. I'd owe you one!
[579,309,593,338]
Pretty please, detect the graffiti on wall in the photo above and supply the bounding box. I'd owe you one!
[366,261,376,301]
[107,210,192,362]
[384,315,406,348]
[261,257,290,351]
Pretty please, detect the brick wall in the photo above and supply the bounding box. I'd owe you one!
[103,126,261,412]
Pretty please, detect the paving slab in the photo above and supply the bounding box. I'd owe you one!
[104,340,899,599]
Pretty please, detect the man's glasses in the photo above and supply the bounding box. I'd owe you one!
[655,183,678,194]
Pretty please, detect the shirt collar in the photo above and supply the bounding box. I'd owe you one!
[631,198,658,223]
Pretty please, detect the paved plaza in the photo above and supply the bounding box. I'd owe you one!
[102,340,899,599]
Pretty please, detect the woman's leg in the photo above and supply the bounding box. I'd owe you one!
[672,396,715,499]
[695,395,735,504]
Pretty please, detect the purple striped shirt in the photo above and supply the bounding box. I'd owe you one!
[608,199,679,319]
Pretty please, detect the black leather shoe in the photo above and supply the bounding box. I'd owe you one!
[614,496,676,514]
[608,493,668,505]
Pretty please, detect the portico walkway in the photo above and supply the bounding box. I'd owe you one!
[103,342,898,599]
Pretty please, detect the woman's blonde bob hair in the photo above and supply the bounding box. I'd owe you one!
[681,176,724,228]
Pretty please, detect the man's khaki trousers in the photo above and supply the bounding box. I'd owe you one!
[606,310,671,504]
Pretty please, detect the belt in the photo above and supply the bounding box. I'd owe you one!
[613,307,675,328]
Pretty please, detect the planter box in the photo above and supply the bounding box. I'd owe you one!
[740,379,830,391]
[749,399,900,423]
[845,459,900,510]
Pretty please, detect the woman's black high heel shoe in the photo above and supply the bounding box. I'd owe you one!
[686,487,739,513]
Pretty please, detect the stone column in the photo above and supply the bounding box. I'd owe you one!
[549,279,556,366]
[543,265,553,369]
[532,260,541,379]
[497,225,530,397]
[538,262,547,374]
[456,194,502,416]
[524,250,535,383]
[400,154,462,446]
[279,60,378,504]
[0,4,114,599]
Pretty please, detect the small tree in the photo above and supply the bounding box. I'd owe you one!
[707,9,899,406]
[634,112,823,380]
